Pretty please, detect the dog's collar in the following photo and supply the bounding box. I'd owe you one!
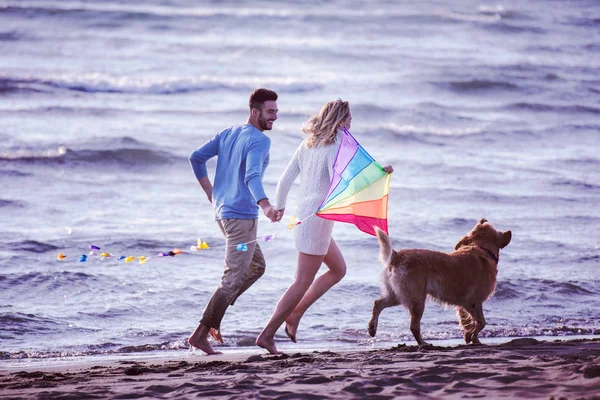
[481,247,499,263]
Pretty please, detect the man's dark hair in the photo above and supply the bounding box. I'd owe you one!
[249,88,278,111]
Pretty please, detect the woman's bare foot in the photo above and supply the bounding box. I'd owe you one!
[188,336,222,355]
[256,333,280,354]
[284,314,300,343]
[284,323,297,343]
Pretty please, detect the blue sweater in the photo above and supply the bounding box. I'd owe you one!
[189,124,271,219]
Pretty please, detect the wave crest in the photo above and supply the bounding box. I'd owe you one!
[0,74,323,95]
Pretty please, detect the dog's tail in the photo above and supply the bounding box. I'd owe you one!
[375,227,393,266]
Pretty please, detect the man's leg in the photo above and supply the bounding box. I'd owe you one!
[230,242,265,306]
[199,219,257,332]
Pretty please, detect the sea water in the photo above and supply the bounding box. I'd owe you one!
[1,0,599,362]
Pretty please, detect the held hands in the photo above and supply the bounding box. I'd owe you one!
[264,206,279,222]
[275,208,285,222]
[259,199,282,223]
[383,165,394,174]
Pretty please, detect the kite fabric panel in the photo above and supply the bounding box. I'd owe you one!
[316,128,391,236]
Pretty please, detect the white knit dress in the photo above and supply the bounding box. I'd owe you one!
[276,132,341,255]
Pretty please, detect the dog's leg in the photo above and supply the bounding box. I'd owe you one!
[407,302,426,346]
[471,303,486,345]
[368,296,399,337]
[457,306,476,344]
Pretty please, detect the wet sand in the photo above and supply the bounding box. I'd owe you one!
[1,338,599,399]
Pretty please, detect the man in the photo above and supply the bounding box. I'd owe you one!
[188,88,280,355]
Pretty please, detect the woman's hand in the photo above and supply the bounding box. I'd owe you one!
[383,165,394,174]
[276,208,285,222]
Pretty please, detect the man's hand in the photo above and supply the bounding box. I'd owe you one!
[258,199,278,222]
[383,165,394,174]
[198,177,213,204]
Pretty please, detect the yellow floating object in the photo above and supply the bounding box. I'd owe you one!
[191,239,210,251]
[100,252,112,259]
[57,253,67,260]
[124,256,136,263]
[138,256,148,265]
[288,216,300,230]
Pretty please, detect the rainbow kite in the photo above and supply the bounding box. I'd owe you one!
[316,128,391,236]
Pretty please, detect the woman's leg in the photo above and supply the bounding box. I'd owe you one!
[285,239,346,340]
[256,252,325,354]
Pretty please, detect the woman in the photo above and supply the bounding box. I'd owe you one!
[256,99,393,354]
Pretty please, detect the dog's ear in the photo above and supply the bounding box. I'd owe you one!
[499,230,512,248]
[455,235,471,250]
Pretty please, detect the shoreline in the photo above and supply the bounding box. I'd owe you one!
[2,334,598,371]
[1,337,599,399]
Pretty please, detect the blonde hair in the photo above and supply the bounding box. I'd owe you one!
[303,99,350,148]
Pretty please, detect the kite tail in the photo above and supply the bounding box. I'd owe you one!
[375,226,393,266]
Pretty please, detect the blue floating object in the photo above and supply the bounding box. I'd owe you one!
[236,243,248,252]
[118,256,126,261]
[89,245,101,250]
[79,254,88,262]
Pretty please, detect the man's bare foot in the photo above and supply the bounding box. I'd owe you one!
[256,334,280,354]
[209,328,224,344]
[188,336,222,355]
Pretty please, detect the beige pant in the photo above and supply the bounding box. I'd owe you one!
[200,218,266,330]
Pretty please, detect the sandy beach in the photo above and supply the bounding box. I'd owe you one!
[1,338,599,399]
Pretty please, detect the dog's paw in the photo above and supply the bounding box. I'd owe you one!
[464,332,473,344]
[367,321,377,337]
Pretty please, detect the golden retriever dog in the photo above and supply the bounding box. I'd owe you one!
[368,219,511,345]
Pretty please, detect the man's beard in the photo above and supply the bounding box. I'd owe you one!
[258,113,272,131]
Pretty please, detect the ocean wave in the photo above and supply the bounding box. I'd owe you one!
[1,1,509,24]
[6,240,59,253]
[490,281,521,300]
[0,143,178,169]
[379,123,486,138]
[437,79,519,92]
[476,5,521,20]
[1,271,98,292]
[567,16,600,28]
[0,30,32,42]
[493,279,597,301]
[528,280,597,297]
[0,78,45,94]
[78,305,146,320]
[1,338,189,360]
[0,312,63,335]
[583,42,600,52]
[552,179,600,191]
[0,199,25,208]
[482,326,600,339]
[0,74,323,95]
[0,169,32,177]
[506,102,600,115]
[482,21,546,34]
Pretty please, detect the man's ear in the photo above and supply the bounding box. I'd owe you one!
[251,108,260,118]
